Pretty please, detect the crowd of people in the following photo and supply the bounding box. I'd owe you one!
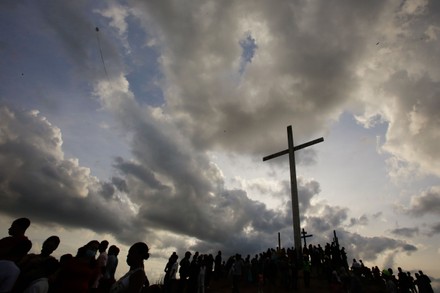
[0,217,436,293]
[0,218,152,293]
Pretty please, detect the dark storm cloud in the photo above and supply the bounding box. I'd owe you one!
[99,181,115,199]
[138,188,289,244]
[390,227,419,238]
[346,232,417,262]
[130,0,390,156]
[126,0,440,181]
[298,178,321,211]
[111,176,129,193]
[306,205,349,233]
[93,74,331,253]
[0,107,141,244]
[348,215,369,227]
[113,157,167,191]
[410,186,440,216]
[429,222,440,235]
[0,98,297,253]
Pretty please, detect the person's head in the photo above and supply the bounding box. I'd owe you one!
[126,242,149,268]
[185,251,191,259]
[98,240,109,253]
[41,235,60,257]
[108,245,120,256]
[60,253,73,265]
[8,218,31,236]
[77,240,99,259]
[172,254,178,262]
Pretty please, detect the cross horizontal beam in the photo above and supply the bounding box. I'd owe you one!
[262,137,324,161]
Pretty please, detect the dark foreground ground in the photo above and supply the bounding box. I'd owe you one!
[202,273,333,293]
[153,271,389,293]
[200,272,387,293]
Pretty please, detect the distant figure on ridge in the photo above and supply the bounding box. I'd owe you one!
[177,251,191,293]
[164,252,178,293]
[231,254,244,293]
[214,251,222,279]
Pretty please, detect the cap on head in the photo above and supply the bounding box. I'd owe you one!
[9,218,31,236]
[41,235,60,255]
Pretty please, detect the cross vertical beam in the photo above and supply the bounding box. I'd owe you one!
[278,232,281,251]
[287,126,302,259]
[301,228,313,247]
[263,125,323,263]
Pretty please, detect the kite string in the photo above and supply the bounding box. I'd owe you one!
[95,27,110,81]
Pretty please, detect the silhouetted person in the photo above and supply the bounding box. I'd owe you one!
[397,267,410,293]
[303,255,311,288]
[51,240,100,293]
[231,254,244,293]
[0,239,32,292]
[177,251,191,293]
[351,258,361,275]
[0,217,32,260]
[214,251,222,279]
[92,240,109,290]
[188,253,200,293]
[197,255,206,293]
[164,252,178,293]
[12,235,60,292]
[415,271,433,293]
[110,242,150,293]
[205,254,214,288]
[100,245,120,292]
[406,272,417,293]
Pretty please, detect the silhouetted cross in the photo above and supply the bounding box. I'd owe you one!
[263,125,323,262]
[301,228,313,247]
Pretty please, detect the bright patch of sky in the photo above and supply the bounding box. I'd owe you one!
[239,33,258,75]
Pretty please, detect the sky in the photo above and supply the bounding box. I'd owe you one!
[1,0,440,287]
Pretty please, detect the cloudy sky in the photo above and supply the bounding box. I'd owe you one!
[1,0,440,285]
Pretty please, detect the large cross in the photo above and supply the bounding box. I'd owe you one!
[263,125,323,262]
